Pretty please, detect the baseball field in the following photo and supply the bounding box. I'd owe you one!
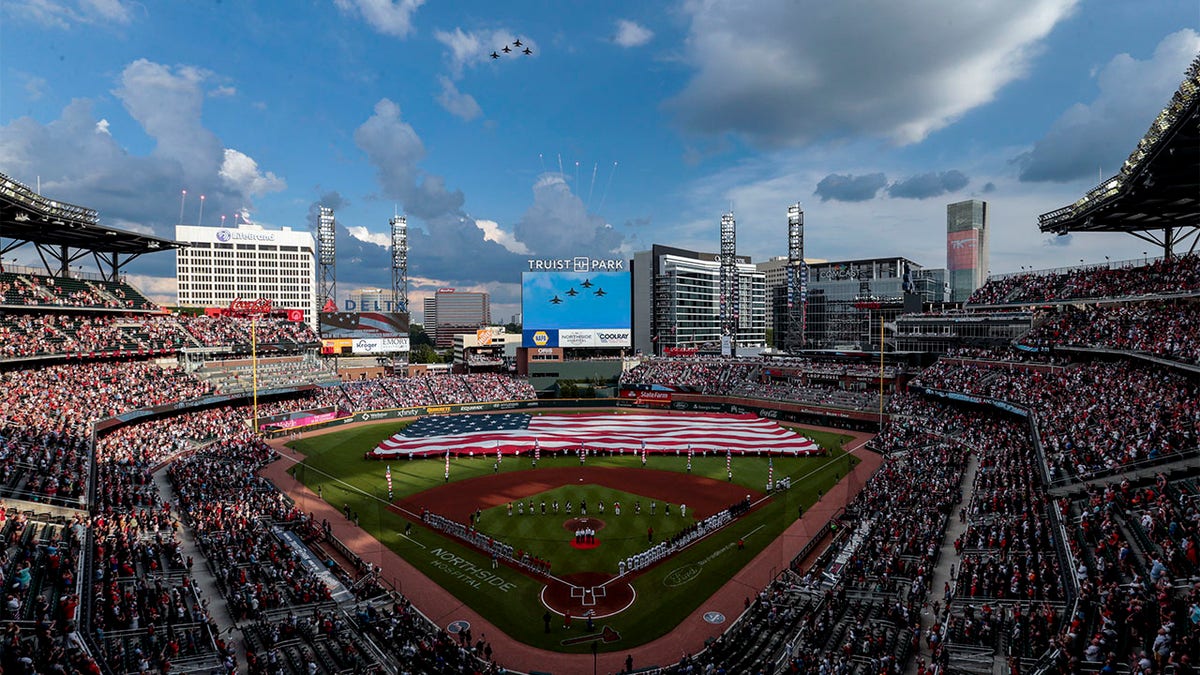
[285,415,857,653]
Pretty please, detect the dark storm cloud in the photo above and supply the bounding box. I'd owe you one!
[887,170,969,199]
[814,172,887,202]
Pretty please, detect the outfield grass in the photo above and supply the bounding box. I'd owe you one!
[285,417,858,653]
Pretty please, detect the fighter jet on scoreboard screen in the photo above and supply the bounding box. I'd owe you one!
[550,295,563,304]
[580,278,593,288]
[594,288,607,297]
[565,288,579,297]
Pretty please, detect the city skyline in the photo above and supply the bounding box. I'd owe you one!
[0,1,1196,322]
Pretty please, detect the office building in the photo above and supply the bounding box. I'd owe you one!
[175,224,316,325]
[424,288,491,348]
[804,257,947,349]
[947,200,989,302]
[631,245,766,355]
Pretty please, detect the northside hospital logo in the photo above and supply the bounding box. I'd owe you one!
[532,331,550,346]
[216,229,232,242]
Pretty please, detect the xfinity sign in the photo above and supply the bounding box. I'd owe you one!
[527,257,625,272]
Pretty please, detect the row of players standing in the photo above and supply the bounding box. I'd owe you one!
[503,499,687,517]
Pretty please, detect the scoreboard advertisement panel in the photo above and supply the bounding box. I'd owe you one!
[521,270,631,348]
[319,311,410,353]
[319,311,410,338]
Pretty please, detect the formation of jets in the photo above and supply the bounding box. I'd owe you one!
[491,39,533,59]
[549,280,606,303]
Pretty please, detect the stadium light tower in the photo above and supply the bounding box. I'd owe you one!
[719,212,738,356]
[784,203,807,352]
[317,206,337,309]
[390,214,408,313]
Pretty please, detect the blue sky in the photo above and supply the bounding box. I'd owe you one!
[0,0,1196,322]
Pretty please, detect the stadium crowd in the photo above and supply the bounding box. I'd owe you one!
[622,357,892,411]
[912,357,1198,482]
[1020,301,1200,364]
[0,313,185,359]
[966,254,1200,306]
[181,315,319,348]
[0,272,155,310]
[334,373,536,411]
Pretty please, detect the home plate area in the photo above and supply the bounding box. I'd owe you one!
[541,572,635,621]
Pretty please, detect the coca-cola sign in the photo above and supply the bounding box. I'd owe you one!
[229,297,273,315]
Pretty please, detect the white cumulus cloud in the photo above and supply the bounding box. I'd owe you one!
[334,0,424,38]
[435,76,483,121]
[346,225,393,248]
[10,0,133,29]
[219,148,286,196]
[1017,28,1200,182]
[614,19,653,48]
[668,0,1079,147]
[475,219,531,254]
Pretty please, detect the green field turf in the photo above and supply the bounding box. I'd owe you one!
[479,484,699,576]
[285,416,860,653]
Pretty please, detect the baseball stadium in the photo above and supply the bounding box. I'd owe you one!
[0,8,1198,675]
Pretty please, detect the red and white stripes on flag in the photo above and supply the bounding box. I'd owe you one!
[370,413,822,458]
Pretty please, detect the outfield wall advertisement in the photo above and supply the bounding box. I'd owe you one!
[521,268,631,348]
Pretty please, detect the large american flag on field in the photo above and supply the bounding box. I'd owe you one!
[368,413,821,458]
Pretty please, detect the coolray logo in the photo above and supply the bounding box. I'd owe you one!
[216,229,231,242]
[596,330,630,345]
[532,331,549,346]
[360,413,377,421]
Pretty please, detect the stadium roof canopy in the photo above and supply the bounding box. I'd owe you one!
[0,171,183,281]
[1039,56,1200,257]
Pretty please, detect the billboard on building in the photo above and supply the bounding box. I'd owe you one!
[947,230,981,272]
[319,311,411,339]
[521,269,631,348]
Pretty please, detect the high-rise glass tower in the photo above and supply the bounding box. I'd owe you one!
[946,200,989,303]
